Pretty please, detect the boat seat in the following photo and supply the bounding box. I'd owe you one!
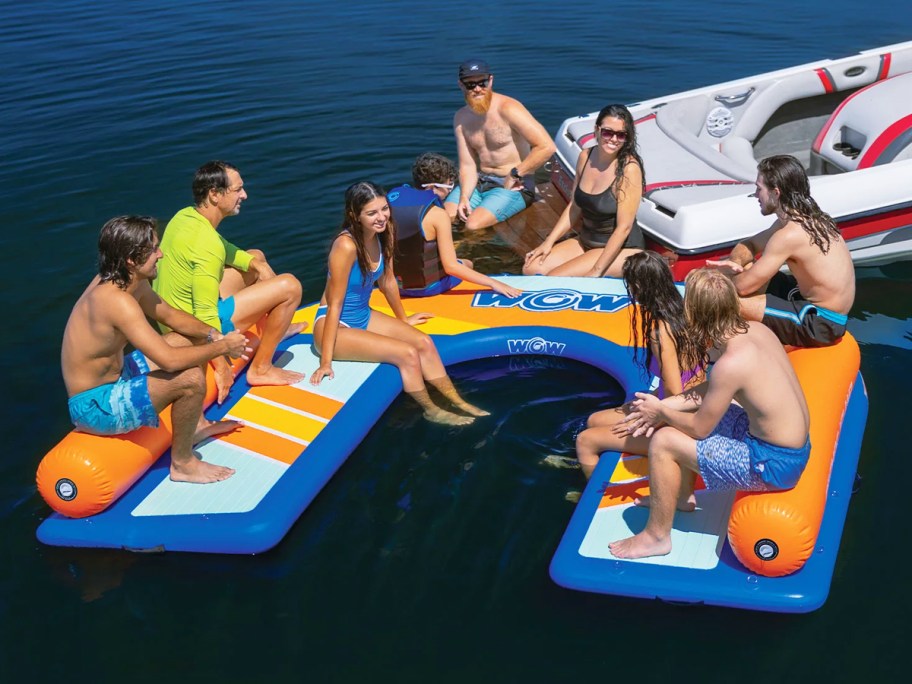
[730,72,831,141]
[655,96,757,182]
[719,135,757,173]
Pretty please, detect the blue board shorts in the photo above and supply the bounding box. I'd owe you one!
[446,174,534,222]
[218,296,236,333]
[68,350,159,435]
[696,404,811,491]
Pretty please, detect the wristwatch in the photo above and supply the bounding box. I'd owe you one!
[510,167,522,180]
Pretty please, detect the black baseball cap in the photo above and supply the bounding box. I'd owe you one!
[459,59,491,80]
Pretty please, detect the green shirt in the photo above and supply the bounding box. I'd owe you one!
[152,206,253,331]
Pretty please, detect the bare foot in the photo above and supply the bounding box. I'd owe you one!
[448,399,490,417]
[246,366,306,386]
[424,408,475,426]
[609,531,671,559]
[170,458,236,483]
[193,417,243,444]
[283,321,308,341]
[634,492,697,512]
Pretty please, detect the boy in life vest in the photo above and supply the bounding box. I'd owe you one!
[388,152,521,298]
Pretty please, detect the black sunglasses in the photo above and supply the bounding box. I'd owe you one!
[461,77,490,90]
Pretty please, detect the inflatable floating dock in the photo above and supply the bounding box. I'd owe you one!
[36,275,866,612]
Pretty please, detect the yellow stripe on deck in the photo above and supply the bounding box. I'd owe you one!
[248,385,343,421]
[229,396,326,443]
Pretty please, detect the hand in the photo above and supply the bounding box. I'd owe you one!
[624,392,663,437]
[524,242,552,267]
[310,365,334,385]
[704,259,744,276]
[214,364,235,404]
[222,330,252,360]
[251,256,277,281]
[406,312,433,326]
[609,403,634,436]
[457,197,472,222]
[586,264,606,278]
[504,175,524,191]
[492,281,522,298]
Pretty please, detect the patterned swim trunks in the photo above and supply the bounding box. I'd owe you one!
[67,350,160,435]
[696,404,811,491]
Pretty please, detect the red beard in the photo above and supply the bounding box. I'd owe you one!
[466,89,492,115]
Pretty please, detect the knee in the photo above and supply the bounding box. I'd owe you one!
[464,214,490,231]
[277,274,303,301]
[398,345,421,371]
[522,260,544,276]
[175,365,206,395]
[247,248,266,261]
[649,426,686,460]
[414,333,436,356]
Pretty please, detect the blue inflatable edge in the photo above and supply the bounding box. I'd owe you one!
[37,326,645,556]
[549,372,868,613]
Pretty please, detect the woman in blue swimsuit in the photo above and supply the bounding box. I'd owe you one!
[575,251,704,486]
[310,181,487,426]
[524,104,645,278]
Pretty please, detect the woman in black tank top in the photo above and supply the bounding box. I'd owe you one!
[523,104,645,278]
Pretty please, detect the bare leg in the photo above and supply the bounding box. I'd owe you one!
[156,332,240,440]
[609,427,699,559]
[146,368,235,483]
[464,206,499,231]
[575,420,651,479]
[549,246,641,278]
[230,273,306,386]
[523,238,585,276]
[426,375,489,417]
[633,469,697,512]
[314,317,472,426]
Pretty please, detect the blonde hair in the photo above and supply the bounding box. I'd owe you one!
[684,268,748,361]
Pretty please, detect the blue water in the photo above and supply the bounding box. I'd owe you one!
[2,1,912,680]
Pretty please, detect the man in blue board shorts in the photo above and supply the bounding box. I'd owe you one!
[448,59,556,231]
[61,216,250,484]
[706,154,854,347]
[608,269,811,560]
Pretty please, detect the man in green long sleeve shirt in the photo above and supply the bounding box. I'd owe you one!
[154,161,306,402]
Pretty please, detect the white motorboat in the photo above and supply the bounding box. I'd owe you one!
[549,41,912,278]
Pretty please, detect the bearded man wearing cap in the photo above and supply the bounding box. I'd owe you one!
[446,59,555,231]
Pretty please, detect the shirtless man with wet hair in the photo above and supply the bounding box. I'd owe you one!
[62,216,250,483]
[447,59,555,231]
[706,154,854,348]
[609,268,810,560]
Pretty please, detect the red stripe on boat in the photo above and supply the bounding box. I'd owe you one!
[877,53,892,80]
[811,80,882,153]
[815,68,836,93]
[857,113,912,168]
[838,204,912,241]
[644,179,748,195]
[635,113,657,124]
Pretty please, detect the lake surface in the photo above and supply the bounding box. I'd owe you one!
[2,1,911,680]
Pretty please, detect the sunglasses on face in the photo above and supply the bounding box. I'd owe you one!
[598,127,628,142]
[422,182,454,191]
[461,77,490,90]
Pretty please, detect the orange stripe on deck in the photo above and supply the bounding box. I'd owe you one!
[218,425,304,465]
[248,384,344,420]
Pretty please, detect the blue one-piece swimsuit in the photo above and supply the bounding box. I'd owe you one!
[315,249,384,330]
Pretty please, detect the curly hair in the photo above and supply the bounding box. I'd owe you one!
[192,160,239,205]
[411,152,457,187]
[340,181,396,283]
[595,104,646,199]
[623,251,700,382]
[98,215,159,290]
[684,268,749,365]
[758,155,840,253]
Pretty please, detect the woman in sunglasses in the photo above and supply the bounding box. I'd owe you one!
[524,104,645,277]
[310,181,488,426]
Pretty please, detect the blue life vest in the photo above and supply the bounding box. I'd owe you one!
[388,185,448,290]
